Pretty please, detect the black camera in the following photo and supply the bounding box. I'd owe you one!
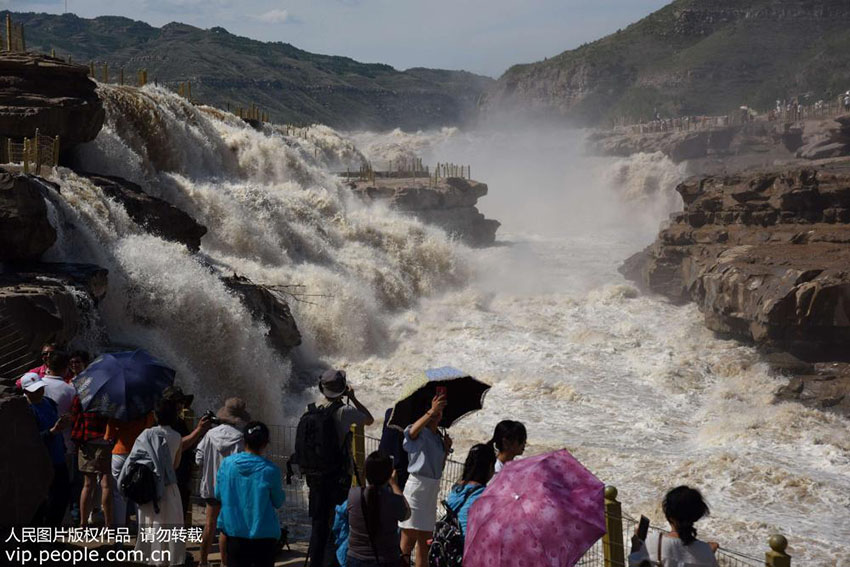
[203,410,221,425]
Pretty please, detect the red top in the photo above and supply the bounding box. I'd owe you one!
[69,396,110,444]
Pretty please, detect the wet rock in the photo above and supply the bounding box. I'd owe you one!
[0,395,53,526]
[79,173,207,251]
[0,263,107,388]
[350,177,500,246]
[222,275,302,356]
[776,362,850,417]
[0,169,56,260]
[0,53,104,152]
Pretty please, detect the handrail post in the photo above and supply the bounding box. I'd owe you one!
[33,129,40,175]
[766,535,791,567]
[6,14,11,51]
[350,423,365,487]
[22,138,29,174]
[603,486,626,567]
[53,135,60,167]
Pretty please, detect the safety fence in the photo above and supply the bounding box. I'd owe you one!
[342,161,472,186]
[188,422,792,566]
[613,97,850,136]
[1,130,61,175]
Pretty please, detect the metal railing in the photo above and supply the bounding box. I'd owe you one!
[187,423,792,566]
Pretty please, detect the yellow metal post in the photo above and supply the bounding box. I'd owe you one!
[50,48,55,58]
[33,129,40,175]
[766,535,791,567]
[5,14,11,51]
[603,486,626,567]
[22,139,29,174]
[350,423,365,486]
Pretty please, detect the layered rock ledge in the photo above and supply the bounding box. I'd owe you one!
[621,164,850,415]
[0,53,104,151]
[350,177,500,246]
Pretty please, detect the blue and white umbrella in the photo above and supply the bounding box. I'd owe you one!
[73,350,176,420]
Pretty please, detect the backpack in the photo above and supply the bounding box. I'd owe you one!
[291,400,346,477]
[121,462,160,514]
[428,488,478,567]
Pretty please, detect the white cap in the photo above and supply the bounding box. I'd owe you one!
[20,372,45,393]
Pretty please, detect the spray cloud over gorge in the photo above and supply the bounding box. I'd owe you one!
[36,86,850,564]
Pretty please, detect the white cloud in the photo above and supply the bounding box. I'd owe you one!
[254,8,290,24]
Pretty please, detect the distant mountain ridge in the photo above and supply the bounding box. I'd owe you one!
[481,0,850,126]
[11,11,493,130]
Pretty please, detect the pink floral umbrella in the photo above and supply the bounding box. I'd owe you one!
[463,449,606,567]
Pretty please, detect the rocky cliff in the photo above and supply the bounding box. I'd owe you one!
[482,0,850,126]
[350,177,500,246]
[621,163,850,415]
[0,53,103,150]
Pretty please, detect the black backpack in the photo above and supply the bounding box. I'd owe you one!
[121,462,160,514]
[428,488,478,567]
[291,400,346,477]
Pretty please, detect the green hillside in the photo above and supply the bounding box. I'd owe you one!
[482,0,850,126]
[11,11,493,130]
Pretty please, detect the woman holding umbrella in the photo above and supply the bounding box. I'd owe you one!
[399,394,452,567]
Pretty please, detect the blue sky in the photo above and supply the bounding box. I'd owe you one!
[11,0,670,77]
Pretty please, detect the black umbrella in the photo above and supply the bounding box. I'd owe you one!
[388,366,490,430]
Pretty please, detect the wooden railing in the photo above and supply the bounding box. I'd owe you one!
[2,130,60,175]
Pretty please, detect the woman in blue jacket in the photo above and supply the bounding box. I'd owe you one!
[445,444,496,536]
[215,421,285,567]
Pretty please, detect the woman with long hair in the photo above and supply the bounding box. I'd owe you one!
[445,444,496,536]
[629,486,719,567]
[489,420,526,473]
[347,452,410,567]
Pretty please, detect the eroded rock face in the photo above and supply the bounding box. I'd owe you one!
[0,170,56,260]
[586,128,738,163]
[622,167,850,360]
[79,173,207,251]
[0,264,108,392]
[796,115,850,160]
[0,395,53,526]
[0,54,104,151]
[222,275,302,356]
[351,177,500,246]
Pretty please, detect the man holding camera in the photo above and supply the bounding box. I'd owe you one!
[306,369,374,567]
[194,397,251,567]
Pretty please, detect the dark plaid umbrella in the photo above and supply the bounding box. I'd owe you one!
[388,366,490,430]
[73,350,176,420]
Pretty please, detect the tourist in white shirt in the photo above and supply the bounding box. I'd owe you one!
[41,351,77,451]
[629,486,719,567]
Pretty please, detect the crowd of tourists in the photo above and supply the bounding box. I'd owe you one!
[18,346,721,567]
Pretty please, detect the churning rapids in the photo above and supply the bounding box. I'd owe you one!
[43,86,849,565]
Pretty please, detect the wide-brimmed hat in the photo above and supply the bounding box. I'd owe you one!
[319,369,347,399]
[217,397,251,427]
[162,385,194,406]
